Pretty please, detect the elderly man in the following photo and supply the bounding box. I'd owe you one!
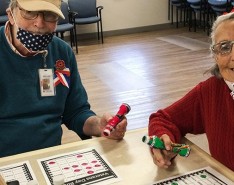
[0,0,127,157]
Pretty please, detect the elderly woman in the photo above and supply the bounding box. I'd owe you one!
[148,12,234,171]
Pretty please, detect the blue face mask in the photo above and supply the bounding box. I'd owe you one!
[16,28,53,52]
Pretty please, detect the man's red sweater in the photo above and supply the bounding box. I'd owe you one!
[149,76,234,171]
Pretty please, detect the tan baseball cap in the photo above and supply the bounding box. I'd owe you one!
[17,0,65,19]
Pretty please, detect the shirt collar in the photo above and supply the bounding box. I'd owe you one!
[224,80,234,92]
[224,80,234,99]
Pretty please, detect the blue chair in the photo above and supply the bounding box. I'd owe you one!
[0,0,9,26]
[206,0,232,34]
[170,0,189,28]
[68,0,104,44]
[55,1,78,53]
[208,0,232,16]
[187,0,209,32]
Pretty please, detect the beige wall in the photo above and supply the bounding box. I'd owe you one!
[64,0,169,34]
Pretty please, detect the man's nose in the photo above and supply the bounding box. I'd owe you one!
[33,13,45,28]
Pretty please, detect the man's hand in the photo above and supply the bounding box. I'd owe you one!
[100,113,127,140]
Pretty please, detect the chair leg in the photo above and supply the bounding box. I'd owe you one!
[171,4,174,24]
[73,25,78,54]
[194,11,197,32]
[184,4,188,27]
[61,32,64,40]
[203,10,206,32]
[176,7,179,28]
[206,7,211,36]
[97,22,100,40]
[168,0,170,20]
[71,29,75,47]
[69,30,73,48]
[100,20,104,43]
[189,7,192,31]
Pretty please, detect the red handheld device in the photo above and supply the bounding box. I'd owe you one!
[103,103,131,136]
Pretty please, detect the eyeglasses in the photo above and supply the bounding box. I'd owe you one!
[18,6,59,22]
[211,40,234,56]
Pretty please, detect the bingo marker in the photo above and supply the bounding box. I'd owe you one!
[142,135,191,157]
[103,103,131,136]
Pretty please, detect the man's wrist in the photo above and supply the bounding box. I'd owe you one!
[83,116,102,137]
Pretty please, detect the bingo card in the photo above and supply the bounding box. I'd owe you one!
[0,161,37,185]
[152,166,233,185]
[38,148,121,185]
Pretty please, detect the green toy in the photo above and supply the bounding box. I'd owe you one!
[142,135,191,157]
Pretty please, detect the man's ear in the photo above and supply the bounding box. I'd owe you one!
[6,7,15,25]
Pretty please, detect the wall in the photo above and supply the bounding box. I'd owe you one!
[64,0,170,34]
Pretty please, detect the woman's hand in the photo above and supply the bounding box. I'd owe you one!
[151,134,177,168]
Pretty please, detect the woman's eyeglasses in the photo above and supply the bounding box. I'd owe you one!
[18,6,59,22]
[211,40,234,56]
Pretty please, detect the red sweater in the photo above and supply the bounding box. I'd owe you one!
[149,76,234,171]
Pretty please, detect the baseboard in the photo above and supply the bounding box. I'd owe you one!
[62,23,173,41]
[102,23,172,37]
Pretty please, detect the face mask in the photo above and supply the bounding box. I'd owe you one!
[16,28,53,52]
[11,10,53,52]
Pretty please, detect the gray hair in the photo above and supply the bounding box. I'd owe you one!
[9,0,17,10]
[208,12,234,78]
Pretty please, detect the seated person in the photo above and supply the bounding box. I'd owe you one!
[0,0,127,157]
[148,12,234,171]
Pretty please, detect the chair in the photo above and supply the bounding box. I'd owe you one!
[170,0,188,28]
[0,0,9,27]
[208,0,232,16]
[187,0,209,32]
[68,0,104,44]
[55,1,78,53]
[207,0,232,34]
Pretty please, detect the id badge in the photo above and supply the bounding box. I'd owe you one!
[39,69,56,97]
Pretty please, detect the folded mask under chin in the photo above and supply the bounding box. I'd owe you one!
[16,28,53,52]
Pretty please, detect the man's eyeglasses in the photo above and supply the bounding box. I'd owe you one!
[18,6,59,22]
[211,40,234,56]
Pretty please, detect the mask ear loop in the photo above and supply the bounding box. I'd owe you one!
[10,8,19,29]
[9,8,33,53]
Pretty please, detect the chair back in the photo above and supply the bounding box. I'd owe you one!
[68,0,97,18]
[58,1,70,25]
[208,0,232,15]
